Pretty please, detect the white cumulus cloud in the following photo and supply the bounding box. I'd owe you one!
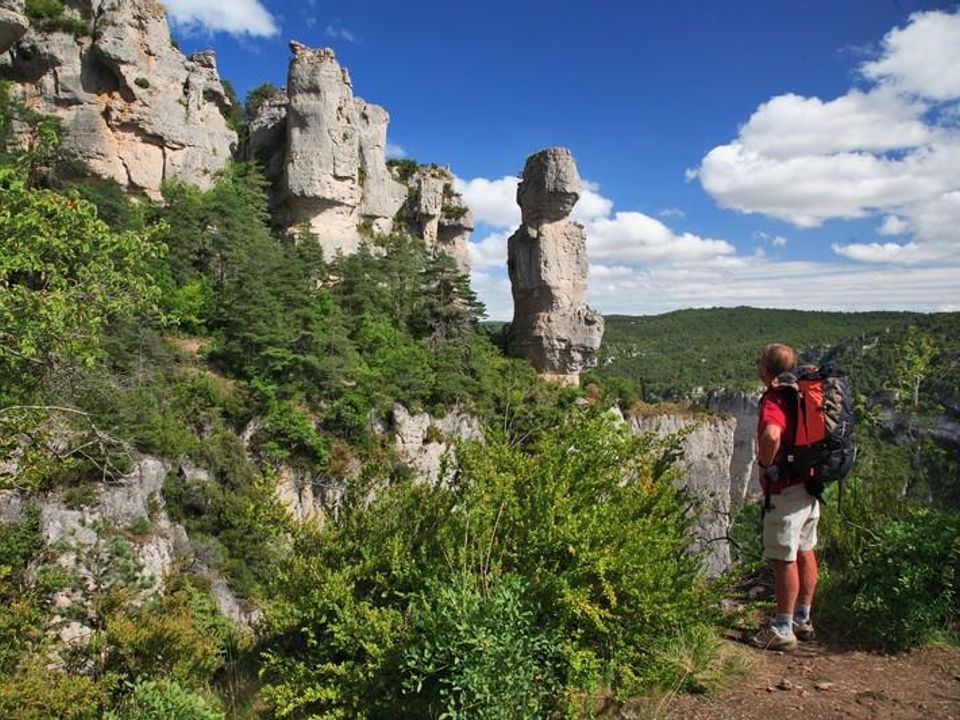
[164,0,279,37]
[861,11,960,100]
[693,10,960,267]
[586,212,734,264]
[455,176,521,229]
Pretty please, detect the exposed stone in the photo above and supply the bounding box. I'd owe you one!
[38,457,186,589]
[703,390,762,505]
[281,42,363,252]
[356,98,406,233]
[627,409,736,576]
[249,43,472,268]
[0,0,26,54]
[517,146,582,226]
[391,403,483,485]
[198,565,262,627]
[0,489,23,524]
[1,0,236,196]
[507,147,603,385]
[275,465,323,524]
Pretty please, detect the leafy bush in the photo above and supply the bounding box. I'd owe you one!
[25,0,90,36]
[0,660,109,720]
[821,508,959,650]
[402,574,563,719]
[260,409,717,717]
[0,167,163,404]
[104,679,224,720]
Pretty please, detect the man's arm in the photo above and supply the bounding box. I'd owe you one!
[758,424,782,468]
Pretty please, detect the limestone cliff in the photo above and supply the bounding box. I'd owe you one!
[249,42,474,268]
[625,408,736,576]
[703,390,762,505]
[507,147,604,385]
[1,0,236,196]
[0,456,260,646]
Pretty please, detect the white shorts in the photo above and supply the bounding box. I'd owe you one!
[763,483,820,561]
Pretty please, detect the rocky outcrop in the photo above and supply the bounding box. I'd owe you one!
[1,0,236,196]
[626,408,736,576]
[389,403,483,485]
[249,43,473,267]
[507,147,603,385]
[396,165,474,272]
[0,455,262,636]
[703,390,761,505]
[0,0,26,54]
[31,457,190,592]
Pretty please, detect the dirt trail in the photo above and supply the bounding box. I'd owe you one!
[659,640,960,720]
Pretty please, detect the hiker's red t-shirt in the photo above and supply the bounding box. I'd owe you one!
[757,387,797,494]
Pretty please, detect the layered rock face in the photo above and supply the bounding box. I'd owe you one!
[507,147,604,385]
[390,403,483,485]
[626,409,736,576]
[250,43,473,267]
[1,0,236,196]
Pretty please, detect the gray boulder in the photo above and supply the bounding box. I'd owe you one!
[517,146,582,225]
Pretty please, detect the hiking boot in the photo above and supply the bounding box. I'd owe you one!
[794,618,816,642]
[749,625,798,652]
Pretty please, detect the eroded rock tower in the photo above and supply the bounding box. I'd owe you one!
[507,147,604,385]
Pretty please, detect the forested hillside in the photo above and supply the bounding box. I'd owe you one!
[592,307,960,403]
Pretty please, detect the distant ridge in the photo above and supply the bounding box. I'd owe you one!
[591,306,959,400]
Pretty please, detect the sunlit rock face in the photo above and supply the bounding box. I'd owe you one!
[507,147,604,385]
[703,390,762,505]
[249,42,473,268]
[0,0,236,196]
[626,408,736,576]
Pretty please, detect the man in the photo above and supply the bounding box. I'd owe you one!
[752,342,819,651]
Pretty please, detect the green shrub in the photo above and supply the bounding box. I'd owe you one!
[134,77,150,90]
[25,0,90,36]
[0,660,109,720]
[402,574,563,719]
[105,679,224,720]
[25,0,64,21]
[822,508,960,650]
[260,409,717,717]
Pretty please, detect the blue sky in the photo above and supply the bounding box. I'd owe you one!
[165,0,960,318]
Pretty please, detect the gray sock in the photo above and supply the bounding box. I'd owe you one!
[794,604,811,624]
[773,613,794,634]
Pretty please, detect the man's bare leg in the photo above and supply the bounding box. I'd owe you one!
[797,549,818,606]
[773,559,799,616]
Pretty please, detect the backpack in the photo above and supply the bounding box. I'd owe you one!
[778,362,857,501]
